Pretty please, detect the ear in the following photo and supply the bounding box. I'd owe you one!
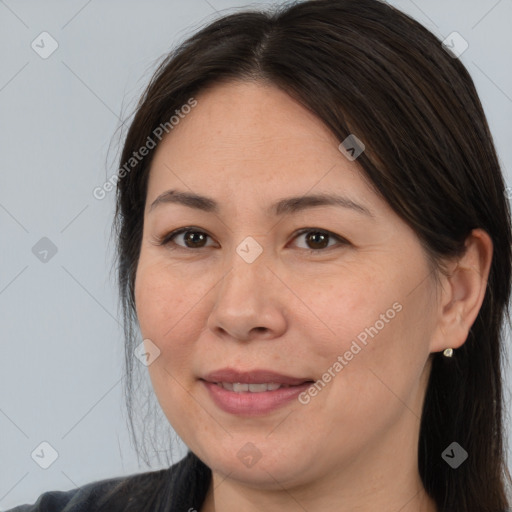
[429,229,493,354]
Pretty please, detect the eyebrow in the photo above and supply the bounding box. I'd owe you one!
[148,189,373,217]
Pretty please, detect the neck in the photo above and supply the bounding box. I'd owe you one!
[201,447,437,512]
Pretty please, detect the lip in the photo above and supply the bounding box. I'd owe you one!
[202,368,312,386]
[201,368,314,416]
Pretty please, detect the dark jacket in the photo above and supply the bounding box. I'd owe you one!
[8,454,512,512]
[6,451,211,512]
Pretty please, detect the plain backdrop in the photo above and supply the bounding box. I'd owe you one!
[1,0,511,509]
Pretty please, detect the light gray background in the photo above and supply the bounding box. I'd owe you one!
[1,0,511,509]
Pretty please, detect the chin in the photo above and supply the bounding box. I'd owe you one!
[199,437,318,489]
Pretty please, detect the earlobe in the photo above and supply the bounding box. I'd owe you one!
[429,229,493,355]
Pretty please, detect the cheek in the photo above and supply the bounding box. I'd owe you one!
[135,258,206,343]
[134,263,206,432]
[321,293,433,431]
[295,259,432,413]
[291,261,398,360]
[134,262,198,388]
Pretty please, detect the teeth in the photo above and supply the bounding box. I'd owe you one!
[217,382,284,392]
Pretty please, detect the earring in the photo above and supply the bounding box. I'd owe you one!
[443,348,454,357]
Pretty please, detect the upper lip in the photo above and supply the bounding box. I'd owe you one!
[202,368,313,385]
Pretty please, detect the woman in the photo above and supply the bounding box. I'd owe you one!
[9,0,511,510]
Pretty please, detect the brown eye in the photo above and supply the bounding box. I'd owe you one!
[157,227,348,253]
[181,230,209,248]
[304,231,330,250]
[160,228,215,249]
[292,229,348,252]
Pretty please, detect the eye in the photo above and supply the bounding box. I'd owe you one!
[291,228,349,252]
[154,227,349,252]
[156,227,216,249]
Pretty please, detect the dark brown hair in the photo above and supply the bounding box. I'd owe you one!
[112,0,512,510]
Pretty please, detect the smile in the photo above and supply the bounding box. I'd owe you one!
[215,382,291,392]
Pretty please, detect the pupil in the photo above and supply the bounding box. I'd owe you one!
[307,232,328,249]
[186,231,205,247]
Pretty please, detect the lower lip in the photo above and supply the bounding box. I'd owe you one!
[202,380,312,416]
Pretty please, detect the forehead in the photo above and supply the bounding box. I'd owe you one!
[157,81,339,160]
[146,80,379,214]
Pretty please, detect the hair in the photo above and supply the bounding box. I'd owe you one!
[111,0,512,510]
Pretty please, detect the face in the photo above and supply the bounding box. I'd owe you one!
[134,81,440,489]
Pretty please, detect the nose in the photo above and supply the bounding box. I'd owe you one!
[206,245,288,343]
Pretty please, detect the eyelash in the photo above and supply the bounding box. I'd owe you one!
[154,227,349,253]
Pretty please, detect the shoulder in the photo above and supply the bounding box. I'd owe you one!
[5,468,169,512]
[6,451,211,512]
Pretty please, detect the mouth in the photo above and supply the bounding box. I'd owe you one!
[212,382,301,392]
[202,368,314,386]
[200,368,315,415]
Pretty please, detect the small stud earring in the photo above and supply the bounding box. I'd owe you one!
[443,348,454,357]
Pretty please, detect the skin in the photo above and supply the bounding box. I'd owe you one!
[134,81,493,512]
